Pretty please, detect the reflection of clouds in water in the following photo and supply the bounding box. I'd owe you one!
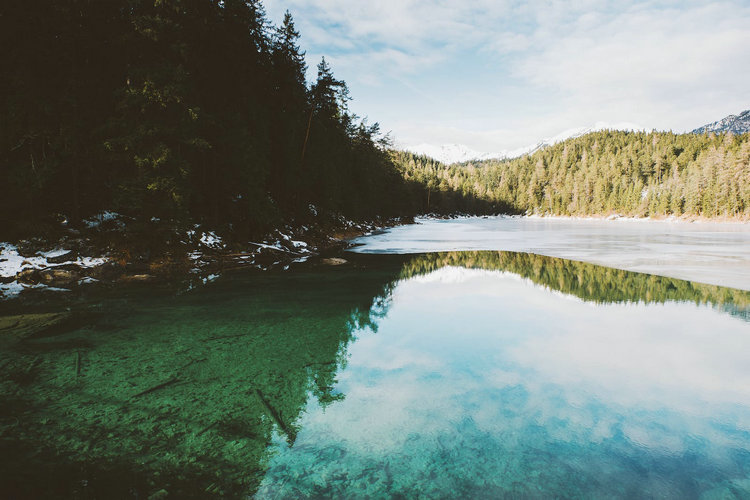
[340,267,750,446]
[261,268,750,496]
[512,302,750,414]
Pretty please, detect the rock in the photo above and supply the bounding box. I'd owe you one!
[39,267,80,284]
[16,268,40,284]
[46,250,77,264]
[120,273,155,282]
[321,257,347,266]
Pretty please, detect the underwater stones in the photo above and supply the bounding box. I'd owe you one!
[0,312,72,339]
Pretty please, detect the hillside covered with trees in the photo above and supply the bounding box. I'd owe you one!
[0,0,432,240]
[394,131,750,218]
[3,1,748,248]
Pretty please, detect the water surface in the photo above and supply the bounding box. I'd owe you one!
[350,216,750,290]
[1,252,749,498]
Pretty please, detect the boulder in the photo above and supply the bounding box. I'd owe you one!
[46,250,77,264]
[120,273,155,282]
[16,267,40,284]
[39,268,79,284]
[321,257,348,266]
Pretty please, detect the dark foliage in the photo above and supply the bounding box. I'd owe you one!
[0,0,424,239]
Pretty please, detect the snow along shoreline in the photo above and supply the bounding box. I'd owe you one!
[0,209,409,300]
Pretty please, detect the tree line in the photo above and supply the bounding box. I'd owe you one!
[399,251,750,313]
[394,130,750,218]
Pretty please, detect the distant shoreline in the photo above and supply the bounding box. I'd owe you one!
[521,213,750,224]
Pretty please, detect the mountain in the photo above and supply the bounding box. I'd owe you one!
[407,121,644,165]
[405,143,504,165]
[692,110,750,135]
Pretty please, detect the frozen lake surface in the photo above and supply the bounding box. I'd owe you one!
[350,216,750,290]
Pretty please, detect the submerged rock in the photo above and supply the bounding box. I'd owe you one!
[0,312,72,339]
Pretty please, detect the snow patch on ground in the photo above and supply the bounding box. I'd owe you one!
[0,242,108,298]
[43,248,71,259]
[202,274,219,284]
[1,244,38,278]
[0,281,25,298]
[199,231,224,249]
[0,281,72,299]
[84,211,122,229]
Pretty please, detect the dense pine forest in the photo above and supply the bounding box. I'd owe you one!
[0,1,431,240]
[395,130,750,218]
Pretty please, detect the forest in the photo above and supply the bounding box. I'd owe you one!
[3,1,749,247]
[0,0,433,241]
[394,130,750,218]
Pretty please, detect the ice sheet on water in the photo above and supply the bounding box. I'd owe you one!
[348,216,750,290]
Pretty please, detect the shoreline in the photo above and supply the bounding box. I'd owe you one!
[521,213,750,224]
[4,211,749,300]
[0,213,413,301]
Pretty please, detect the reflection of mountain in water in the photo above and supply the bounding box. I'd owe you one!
[2,251,748,497]
[399,251,750,321]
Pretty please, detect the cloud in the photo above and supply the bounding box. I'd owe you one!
[512,2,750,127]
[262,0,750,152]
[263,1,515,78]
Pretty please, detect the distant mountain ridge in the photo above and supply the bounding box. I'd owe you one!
[692,110,750,135]
[408,110,750,165]
[405,143,503,165]
[407,121,644,165]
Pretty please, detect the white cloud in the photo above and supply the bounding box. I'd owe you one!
[513,2,750,125]
[262,1,750,152]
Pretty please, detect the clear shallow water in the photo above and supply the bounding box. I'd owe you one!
[350,216,750,291]
[1,252,749,498]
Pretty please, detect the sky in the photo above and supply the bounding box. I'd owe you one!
[262,0,750,154]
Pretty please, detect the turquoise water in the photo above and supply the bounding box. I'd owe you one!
[1,252,750,498]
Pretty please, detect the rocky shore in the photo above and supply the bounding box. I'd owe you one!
[0,210,412,300]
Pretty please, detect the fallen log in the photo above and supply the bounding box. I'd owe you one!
[131,377,180,399]
[252,388,296,444]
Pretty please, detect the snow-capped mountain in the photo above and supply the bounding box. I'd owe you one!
[405,143,505,165]
[692,110,750,135]
[407,121,644,165]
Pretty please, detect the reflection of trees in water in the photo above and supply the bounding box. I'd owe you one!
[399,251,750,319]
[0,267,400,498]
[2,252,747,497]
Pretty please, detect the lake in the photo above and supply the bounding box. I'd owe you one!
[1,218,750,498]
[350,216,750,291]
